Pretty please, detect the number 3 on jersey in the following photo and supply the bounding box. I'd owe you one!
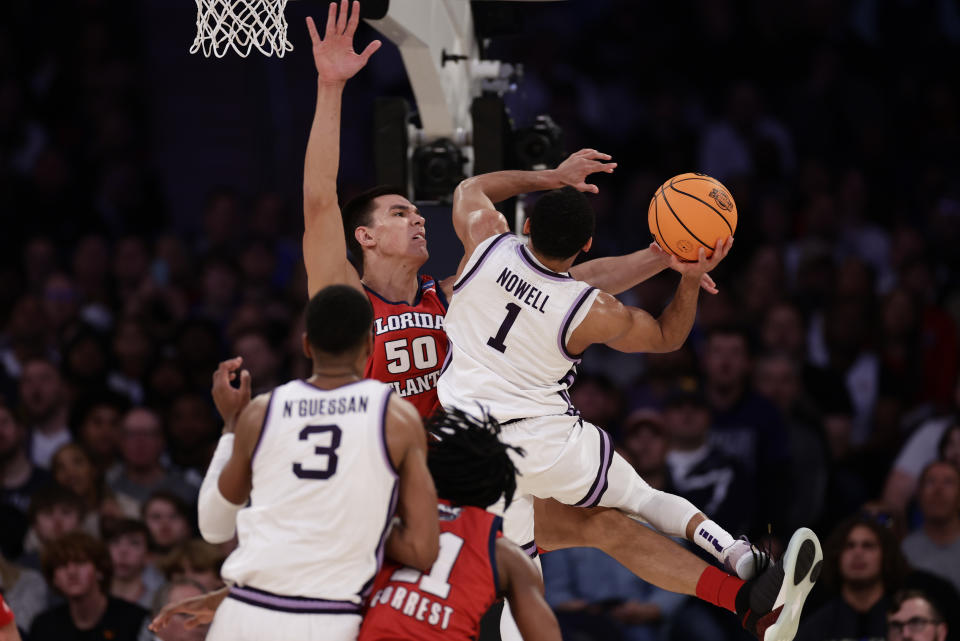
[385,336,439,374]
[389,532,464,599]
[292,424,342,480]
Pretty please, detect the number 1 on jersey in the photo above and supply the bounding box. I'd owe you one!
[390,532,464,599]
[487,303,521,353]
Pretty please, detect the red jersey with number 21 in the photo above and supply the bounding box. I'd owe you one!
[358,503,502,641]
[364,275,448,418]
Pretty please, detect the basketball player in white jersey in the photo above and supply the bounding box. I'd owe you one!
[439,177,822,641]
[195,285,439,641]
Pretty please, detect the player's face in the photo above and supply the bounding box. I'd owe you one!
[363,195,428,265]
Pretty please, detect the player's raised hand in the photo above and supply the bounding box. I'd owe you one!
[553,149,617,194]
[649,241,719,294]
[211,356,251,431]
[665,236,733,279]
[306,0,382,84]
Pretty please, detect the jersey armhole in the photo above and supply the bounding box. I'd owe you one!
[489,515,504,598]
[379,388,399,478]
[250,390,276,463]
[558,287,600,361]
[452,232,513,293]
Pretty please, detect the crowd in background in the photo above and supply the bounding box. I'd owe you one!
[1,1,960,641]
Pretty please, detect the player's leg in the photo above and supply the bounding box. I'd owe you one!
[534,500,824,641]
[515,417,759,577]
[492,493,537,641]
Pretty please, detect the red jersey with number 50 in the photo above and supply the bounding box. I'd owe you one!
[364,275,448,418]
[358,504,502,641]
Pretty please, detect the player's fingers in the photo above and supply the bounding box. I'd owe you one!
[239,369,252,398]
[346,0,361,36]
[336,0,349,34]
[359,39,382,63]
[306,17,321,44]
[579,183,599,194]
[324,3,337,38]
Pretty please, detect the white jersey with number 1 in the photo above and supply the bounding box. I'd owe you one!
[437,233,599,422]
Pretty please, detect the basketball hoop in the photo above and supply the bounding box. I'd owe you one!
[191,0,293,58]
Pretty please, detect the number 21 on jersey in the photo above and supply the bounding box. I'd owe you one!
[390,532,464,599]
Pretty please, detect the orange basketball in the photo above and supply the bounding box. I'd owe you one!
[647,173,737,262]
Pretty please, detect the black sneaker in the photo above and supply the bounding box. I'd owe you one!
[735,527,822,641]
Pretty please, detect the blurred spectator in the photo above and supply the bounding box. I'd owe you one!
[0,402,50,518]
[571,373,624,437]
[69,391,128,474]
[795,515,908,641]
[105,519,162,610]
[147,579,210,641]
[142,493,192,561]
[230,330,281,397]
[753,352,829,530]
[51,443,138,533]
[164,392,218,481]
[886,589,948,641]
[19,358,71,469]
[159,539,224,592]
[32,532,148,641]
[901,462,960,594]
[42,273,79,336]
[60,325,111,399]
[883,380,960,514]
[0,296,55,385]
[107,318,153,406]
[19,485,85,570]
[0,553,46,635]
[941,424,960,468]
[661,384,753,537]
[619,409,673,493]
[699,325,790,533]
[106,409,195,507]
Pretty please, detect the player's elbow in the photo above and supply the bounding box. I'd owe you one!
[410,535,439,572]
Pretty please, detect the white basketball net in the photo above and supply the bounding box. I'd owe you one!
[191,0,293,58]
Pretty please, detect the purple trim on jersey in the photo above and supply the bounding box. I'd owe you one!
[293,378,369,394]
[489,515,503,595]
[359,480,400,599]
[453,232,512,292]
[378,389,398,477]
[227,585,362,614]
[519,539,539,559]
[574,426,613,507]
[557,287,596,361]
[517,244,574,282]
[250,390,275,464]
[437,346,453,379]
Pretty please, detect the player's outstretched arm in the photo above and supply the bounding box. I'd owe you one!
[450,149,615,277]
[496,539,563,641]
[303,1,380,297]
[383,395,440,572]
[568,237,732,355]
[568,242,718,296]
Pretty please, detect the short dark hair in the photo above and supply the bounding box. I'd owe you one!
[305,285,373,356]
[341,185,406,272]
[103,518,151,545]
[527,187,595,260]
[888,588,945,621]
[425,408,523,510]
[28,485,85,523]
[705,324,756,355]
[42,531,113,594]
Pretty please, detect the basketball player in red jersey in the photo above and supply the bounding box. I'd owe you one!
[302,5,808,641]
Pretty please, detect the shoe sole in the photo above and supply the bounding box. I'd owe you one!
[763,527,822,641]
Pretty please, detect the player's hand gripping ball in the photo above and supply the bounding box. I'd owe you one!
[648,173,737,262]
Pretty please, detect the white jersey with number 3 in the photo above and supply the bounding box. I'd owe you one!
[220,379,398,604]
[437,233,599,422]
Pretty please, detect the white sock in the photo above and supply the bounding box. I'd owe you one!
[693,519,735,563]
